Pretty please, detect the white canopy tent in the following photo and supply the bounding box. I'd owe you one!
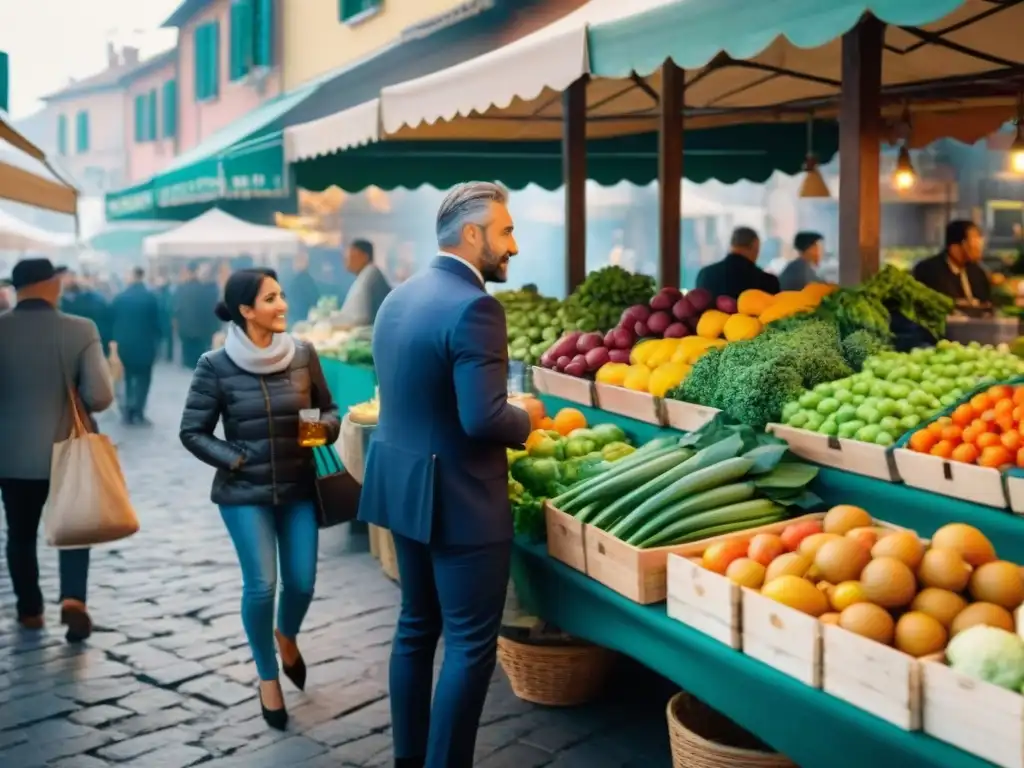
[142,208,301,261]
[0,208,75,251]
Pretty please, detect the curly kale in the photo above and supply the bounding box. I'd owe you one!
[840,329,893,371]
[670,320,852,428]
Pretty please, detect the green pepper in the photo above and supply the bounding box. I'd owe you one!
[591,423,627,447]
[507,449,529,466]
[527,436,561,459]
[601,441,636,462]
[510,457,562,496]
[564,436,598,458]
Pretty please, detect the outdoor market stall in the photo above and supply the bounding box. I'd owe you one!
[0,208,75,252]
[0,110,77,216]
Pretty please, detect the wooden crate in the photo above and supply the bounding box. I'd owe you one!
[545,502,587,573]
[664,515,826,648]
[593,383,664,425]
[922,655,1024,768]
[766,423,900,482]
[821,624,922,731]
[742,587,822,688]
[663,399,720,433]
[531,367,594,407]
[893,447,1008,508]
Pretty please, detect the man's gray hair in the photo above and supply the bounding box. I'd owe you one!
[730,226,760,249]
[436,181,508,248]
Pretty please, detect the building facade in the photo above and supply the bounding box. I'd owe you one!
[167,0,283,154]
[122,50,178,184]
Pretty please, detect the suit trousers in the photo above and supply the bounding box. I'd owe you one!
[0,479,89,618]
[180,336,209,369]
[389,533,511,768]
[123,364,153,419]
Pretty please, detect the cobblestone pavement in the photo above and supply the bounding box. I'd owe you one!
[0,363,671,767]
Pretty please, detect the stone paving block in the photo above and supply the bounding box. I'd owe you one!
[0,691,78,729]
[178,674,253,707]
[203,735,329,767]
[96,724,195,761]
[118,687,187,714]
[120,743,211,767]
[70,703,136,727]
[0,728,116,767]
[319,731,392,765]
[54,676,143,705]
[115,705,199,736]
[49,756,115,768]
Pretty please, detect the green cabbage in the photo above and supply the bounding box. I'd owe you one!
[947,625,1024,691]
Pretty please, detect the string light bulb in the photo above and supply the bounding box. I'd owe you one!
[798,117,831,198]
[1011,116,1024,174]
[893,144,916,191]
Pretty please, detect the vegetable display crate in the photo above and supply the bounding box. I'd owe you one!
[664,399,721,433]
[665,515,825,651]
[892,448,1009,509]
[921,653,1024,768]
[821,623,921,731]
[1007,470,1024,515]
[545,503,587,573]
[593,383,663,426]
[741,585,822,689]
[531,367,594,407]
[766,424,899,482]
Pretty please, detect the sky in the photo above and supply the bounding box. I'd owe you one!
[0,0,182,118]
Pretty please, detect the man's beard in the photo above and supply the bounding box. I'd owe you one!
[480,241,509,283]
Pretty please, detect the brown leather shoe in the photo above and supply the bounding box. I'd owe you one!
[60,600,92,643]
[17,614,44,630]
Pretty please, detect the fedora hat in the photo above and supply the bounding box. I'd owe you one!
[0,258,67,290]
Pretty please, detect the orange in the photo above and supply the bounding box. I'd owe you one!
[951,443,979,464]
[928,419,949,436]
[538,416,556,430]
[979,445,1013,469]
[1017,447,1024,468]
[909,429,938,453]
[951,404,975,427]
[1002,431,1023,452]
[971,393,995,413]
[989,385,1014,402]
[940,425,963,444]
[1013,405,1024,423]
[997,415,1017,434]
[1013,387,1024,406]
[930,440,955,459]
[552,408,587,436]
[976,432,1002,449]
[981,409,999,426]
[525,430,550,453]
[970,418,993,434]
[995,399,1015,417]
[962,425,982,445]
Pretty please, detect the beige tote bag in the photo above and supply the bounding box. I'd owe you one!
[42,387,140,548]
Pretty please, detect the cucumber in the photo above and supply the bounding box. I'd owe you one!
[622,482,756,546]
[550,444,679,512]
[575,502,601,524]
[560,448,691,519]
[646,513,786,548]
[637,499,783,549]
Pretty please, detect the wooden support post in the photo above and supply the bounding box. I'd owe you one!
[659,61,684,289]
[838,16,884,286]
[563,77,587,293]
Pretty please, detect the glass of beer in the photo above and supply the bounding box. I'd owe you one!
[298,409,327,447]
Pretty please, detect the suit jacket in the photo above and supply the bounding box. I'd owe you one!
[0,300,114,479]
[695,253,781,300]
[175,279,220,338]
[62,288,112,354]
[111,283,164,368]
[358,257,531,546]
[912,253,992,305]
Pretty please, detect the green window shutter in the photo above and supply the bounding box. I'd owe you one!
[340,0,379,22]
[162,79,177,138]
[231,0,254,80]
[57,115,67,155]
[134,95,145,142]
[254,0,273,67]
[207,21,220,98]
[194,25,207,100]
[0,51,9,114]
[76,110,89,153]
[147,89,158,141]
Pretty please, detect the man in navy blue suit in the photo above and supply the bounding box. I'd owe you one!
[359,182,532,768]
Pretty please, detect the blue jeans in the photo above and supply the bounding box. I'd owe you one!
[219,500,318,680]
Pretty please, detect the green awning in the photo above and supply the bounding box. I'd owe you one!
[293,121,839,193]
[106,83,315,220]
[587,0,966,78]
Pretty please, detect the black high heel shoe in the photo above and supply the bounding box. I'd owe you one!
[276,630,307,691]
[258,686,288,731]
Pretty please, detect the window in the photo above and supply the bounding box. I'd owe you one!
[253,0,274,68]
[134,94,146,142]
[339,0,380,23]
[162,79,177,138]
[147,89,158,141]
[229,0,253,81]
[194,21,220,101]
[75,110,89,154]
[57,114,67,155]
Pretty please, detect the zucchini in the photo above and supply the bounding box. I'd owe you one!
[648,513,786,548]
[574,502,601,524]
[549,443,679,511]
[561,448,691,518]
[608,456,755,539]
[622,482,756,546]
[555,445,686,513]
[637,499,783,549]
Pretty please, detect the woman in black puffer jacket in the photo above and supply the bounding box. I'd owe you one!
[179,268,339,730]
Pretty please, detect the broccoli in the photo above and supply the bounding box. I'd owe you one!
[718,363,804,429]
[841,329,893,371]
[674,345,723,407]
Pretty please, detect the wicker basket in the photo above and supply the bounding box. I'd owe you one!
[666,692,796,768]
[497,636,615,706]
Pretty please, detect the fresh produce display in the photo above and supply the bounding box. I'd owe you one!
[546,416,821,549]
[906,382,1024,468]
[719,511,1021,659]
[779,341,1024,446]
[671,319,857,428]
[503,268,655,366]
[506,400,635,537]
[946,625,1024,692]
[338,337,373,367]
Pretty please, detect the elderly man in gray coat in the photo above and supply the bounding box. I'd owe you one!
[0,258,114,641]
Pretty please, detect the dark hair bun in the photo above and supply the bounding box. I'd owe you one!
[214,302,232,322]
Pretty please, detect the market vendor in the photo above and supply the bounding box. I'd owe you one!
[778,231,824,291]
[912,220,992,308]
[695,226,780,299]
[335,238,392,329]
